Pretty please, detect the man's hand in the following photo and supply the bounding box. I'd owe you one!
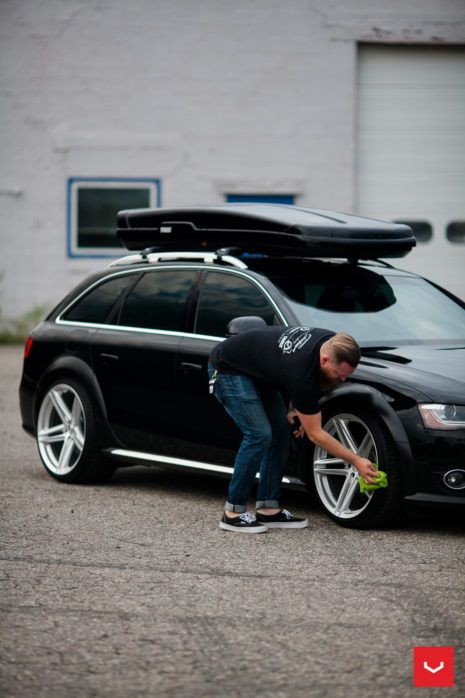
[353,457,380,485]
[287,409,305,438]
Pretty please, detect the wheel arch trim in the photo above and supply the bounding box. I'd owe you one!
[34,356,107,423]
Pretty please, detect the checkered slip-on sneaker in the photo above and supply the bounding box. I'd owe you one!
[255,509,308,529]
[219,512,268,533]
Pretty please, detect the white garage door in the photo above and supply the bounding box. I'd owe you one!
[356,45,465,300]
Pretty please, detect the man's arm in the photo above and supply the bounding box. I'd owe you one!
[295,409,379,484]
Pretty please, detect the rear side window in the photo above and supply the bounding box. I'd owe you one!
[62,274,133,324]
[118,270,197,331]
[195,271,277,337]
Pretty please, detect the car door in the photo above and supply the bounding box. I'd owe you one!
[176,268,285,458]
[90,267,199,452]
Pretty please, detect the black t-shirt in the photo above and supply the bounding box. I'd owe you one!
[210,326,335,414]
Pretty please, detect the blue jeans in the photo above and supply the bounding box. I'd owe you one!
[208,366,290,513]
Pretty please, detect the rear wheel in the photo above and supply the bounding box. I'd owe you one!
[311,406,401,528]
[36,379,115,483]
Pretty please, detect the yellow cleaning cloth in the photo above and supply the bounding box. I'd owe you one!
[359,465,388,493]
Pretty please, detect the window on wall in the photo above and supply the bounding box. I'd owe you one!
[446,221,465,243]
[68,178,161,257]
[393,220,433,244]
[226,194,295,205]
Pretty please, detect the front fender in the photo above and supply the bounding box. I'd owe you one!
[319,383,416,495]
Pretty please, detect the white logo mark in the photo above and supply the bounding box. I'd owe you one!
[423,661,445,674]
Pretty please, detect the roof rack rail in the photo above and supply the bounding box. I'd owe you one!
[109,250,248,269]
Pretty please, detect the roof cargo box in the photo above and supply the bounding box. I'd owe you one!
[116,204,415,259]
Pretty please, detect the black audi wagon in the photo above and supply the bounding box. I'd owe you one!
[19,205,465,528]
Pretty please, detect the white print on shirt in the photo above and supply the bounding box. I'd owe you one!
[278,327,314,354]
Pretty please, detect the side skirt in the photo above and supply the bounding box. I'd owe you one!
[107,448,304,485]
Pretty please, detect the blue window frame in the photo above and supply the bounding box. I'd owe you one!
[67,177,162,258]
[226,194,295,205]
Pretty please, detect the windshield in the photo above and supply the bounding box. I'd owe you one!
[274,273,465,344]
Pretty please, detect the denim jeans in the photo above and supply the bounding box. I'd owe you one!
[208,365,290,513]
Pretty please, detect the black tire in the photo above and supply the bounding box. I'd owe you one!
[36,378,116,484]
[310,404,402,529]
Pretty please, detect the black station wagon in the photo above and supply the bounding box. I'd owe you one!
[19,205,465,528]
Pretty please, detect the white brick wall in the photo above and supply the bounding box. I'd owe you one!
[1,0,464,315]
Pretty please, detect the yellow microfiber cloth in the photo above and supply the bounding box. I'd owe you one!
[359,464,388,493]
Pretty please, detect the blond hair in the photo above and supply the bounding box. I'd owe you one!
[322,333,361,367]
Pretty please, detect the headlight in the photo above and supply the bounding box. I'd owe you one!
[419,404,465,430]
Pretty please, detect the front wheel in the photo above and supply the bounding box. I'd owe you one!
[36,379,115,483]
[311,407,402,529]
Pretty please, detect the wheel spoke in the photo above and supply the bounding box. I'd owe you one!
[39,431,66,445]
[358,432,374,459]
[58,435,75,472]
[314,466,349,476]
[334,417,358,452]
[38,424,66,444]
[334,471,359,516]
[70,395,82,424]
[50,390,71,424]
[72,426,85,451]
[314,457,346,468]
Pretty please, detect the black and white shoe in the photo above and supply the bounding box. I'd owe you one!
[255,509,308,529]
[219,512,268,534]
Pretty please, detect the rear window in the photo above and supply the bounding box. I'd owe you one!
[62,274,133,324]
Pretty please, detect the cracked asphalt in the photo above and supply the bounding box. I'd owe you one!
[1,344,464,697]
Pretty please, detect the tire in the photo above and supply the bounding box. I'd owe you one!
[311,405,402,529]
[36,378,116,484]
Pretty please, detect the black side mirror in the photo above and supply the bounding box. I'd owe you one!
[226,316,267,337]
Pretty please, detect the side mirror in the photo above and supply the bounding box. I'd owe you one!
[226,316,267,336]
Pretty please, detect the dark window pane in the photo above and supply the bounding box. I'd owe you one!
[393,220,432,243]
[78,187,150,248]
[196,272,276,337]
[446,221,465,243]
[63,275,132,323]
[119,270,197,331]
[226,194,295,204]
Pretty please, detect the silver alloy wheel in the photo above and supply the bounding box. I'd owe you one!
[37,383,86,475]
[313,413,377,519]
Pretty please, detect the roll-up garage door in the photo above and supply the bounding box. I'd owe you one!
[356,45,465,300]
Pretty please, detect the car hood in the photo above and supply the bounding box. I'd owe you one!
[357,343,465,403]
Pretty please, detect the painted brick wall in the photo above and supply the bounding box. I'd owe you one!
[1,0,464,315]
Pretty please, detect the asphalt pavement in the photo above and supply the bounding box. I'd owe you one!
[1,344,464,697]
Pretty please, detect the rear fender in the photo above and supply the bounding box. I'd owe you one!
[35,355,108,424]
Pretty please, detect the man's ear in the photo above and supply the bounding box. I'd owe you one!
[320,353,330,367]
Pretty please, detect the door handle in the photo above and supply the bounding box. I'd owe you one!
[99,352,119,361]
[180,362,203,373]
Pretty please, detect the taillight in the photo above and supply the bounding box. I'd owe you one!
[24,336,33,359]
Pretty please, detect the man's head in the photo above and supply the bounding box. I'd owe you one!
[319,333,361,387]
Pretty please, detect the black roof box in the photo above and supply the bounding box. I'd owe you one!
[116,204,416,259]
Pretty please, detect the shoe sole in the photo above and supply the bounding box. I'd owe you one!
[219,521,268,533]
[258,520,309,529]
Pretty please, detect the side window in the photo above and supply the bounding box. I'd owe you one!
[195,271,277,337]
[118,270,197,331]
[62,274,134,324]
